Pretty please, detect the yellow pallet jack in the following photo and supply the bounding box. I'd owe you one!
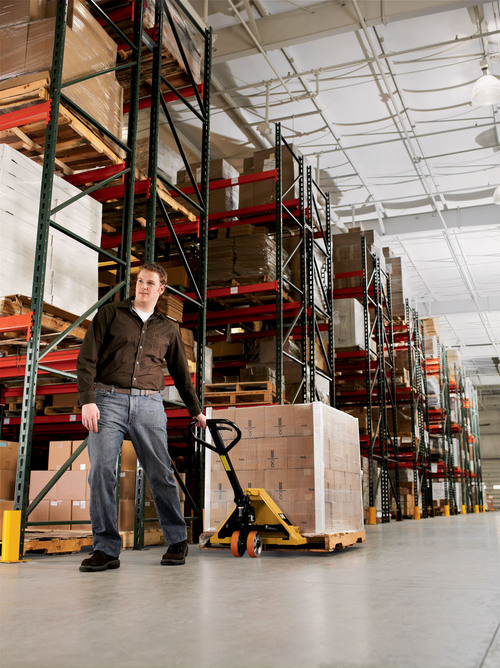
[190,418,319,558]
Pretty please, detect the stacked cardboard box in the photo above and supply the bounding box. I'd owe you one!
[333,228,384,290]
[177,158,239,215]
[333,298,366,349]
[207,233,289,285]
[239,146,302,209]
[143,0,203,84]
[0,440,18,527]
[204,403,363,536]
[0,144,101,317]
[385,255,408,318]
[0,0,123,140]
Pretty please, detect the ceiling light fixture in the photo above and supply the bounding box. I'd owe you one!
[493,184,500,205]
[471,59,500,106]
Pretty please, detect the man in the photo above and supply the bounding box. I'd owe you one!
[77,262,206,572]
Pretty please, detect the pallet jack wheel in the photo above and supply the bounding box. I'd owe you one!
[246,531,263,558]
[230,531,246,557]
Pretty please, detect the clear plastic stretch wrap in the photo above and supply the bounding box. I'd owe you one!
[208,234,291,285]
[0,0,123,141]
[143,0,203,84]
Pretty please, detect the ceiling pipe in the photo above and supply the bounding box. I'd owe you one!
[350,0,500,358]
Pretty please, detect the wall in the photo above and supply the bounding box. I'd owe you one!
[478,408,500,510]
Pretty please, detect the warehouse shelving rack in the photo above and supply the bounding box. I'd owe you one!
[470,384,485,512]
[428,344,459,516]
[455,366,475,514]
[182,123,324,407]
[394,302,433,519]
[0,0,212,556]
[334,237,400,524]
[306,166,335,406]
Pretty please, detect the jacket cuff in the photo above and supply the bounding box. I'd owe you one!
[79,390,96,406]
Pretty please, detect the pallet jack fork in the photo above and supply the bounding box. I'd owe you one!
[190,418,310,558]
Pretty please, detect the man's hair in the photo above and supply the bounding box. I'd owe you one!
[139,263,168,287]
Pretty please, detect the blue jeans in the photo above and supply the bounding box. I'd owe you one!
[87,389,187,556]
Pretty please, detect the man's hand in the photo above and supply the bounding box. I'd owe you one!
[82,403,100,433]
[193,413,207,429]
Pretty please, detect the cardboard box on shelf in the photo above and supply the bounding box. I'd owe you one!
[48,441,72,471]
[71,440,90,471]
[333,298,366,349]
[26,498,50,529]
[120,440,137,472]
[0,441,19,470]
[71,499,91,531]
[204,403,363,536]
[1,0,123,140]
[0,468,16,499]
[48,499,72,525]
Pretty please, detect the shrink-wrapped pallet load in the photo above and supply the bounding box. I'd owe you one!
[0,144,101,316]
[204,403,363,536]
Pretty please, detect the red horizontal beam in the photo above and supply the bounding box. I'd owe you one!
[101,219,200,249]
[0,313,33,340]
[187,281,278,301]
[123,84,204,113]
[183,301,301,326]
[173,169,277,199]
[91,178,150,202]
[0,101,51,132]
[63,162,125,187]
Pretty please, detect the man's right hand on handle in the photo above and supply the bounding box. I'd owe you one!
[82,403,100,433]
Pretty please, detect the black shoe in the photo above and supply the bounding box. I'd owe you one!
[79,550,120,572]
[161,540,189,565]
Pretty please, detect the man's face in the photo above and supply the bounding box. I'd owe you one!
[134,269,165,311]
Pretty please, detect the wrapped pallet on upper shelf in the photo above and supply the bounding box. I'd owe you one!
[382,252,409,319]
[0,143,101,317]
[0,0,123,153]
[333,227,386,291]
[239,145,303,209]
[207,233,290,287]
[177,158,239,216]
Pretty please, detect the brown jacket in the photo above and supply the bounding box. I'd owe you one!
[77,298,201,416]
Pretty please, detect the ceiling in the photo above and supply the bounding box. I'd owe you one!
[180,0,500,407]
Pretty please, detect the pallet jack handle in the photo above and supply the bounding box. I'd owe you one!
[189,419,246,505]
[188,419,242,456]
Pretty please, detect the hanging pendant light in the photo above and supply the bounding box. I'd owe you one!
[471,60,500,106]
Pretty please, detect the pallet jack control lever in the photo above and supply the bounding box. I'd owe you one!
[189,418,242,456]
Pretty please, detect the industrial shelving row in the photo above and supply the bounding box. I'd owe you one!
[333,238,400,524]
[454,367,484,513]
[0,0,212,555]
[426,342,485,515]
[187,124,335,409]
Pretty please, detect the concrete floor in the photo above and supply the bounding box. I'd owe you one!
[1,513,499,668]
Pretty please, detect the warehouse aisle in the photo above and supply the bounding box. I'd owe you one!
[1,512,499,668]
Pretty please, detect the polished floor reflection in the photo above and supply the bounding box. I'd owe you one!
[1,513,499,668]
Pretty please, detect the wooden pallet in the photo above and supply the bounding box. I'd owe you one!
[205,381,277,406]
[23,530,93,555]
[0,295,89,349]
[120,528,166,550]
[200,530,365,553]
[0,75,124,174]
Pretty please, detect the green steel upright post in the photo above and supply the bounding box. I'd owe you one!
[13,0,68,558]
[325,193,335,408]
[134,0,160,551]
[275,123,284,404]
[144,0,164,260]
[363,238,376,520]
[194,26,212,541]
[406,301,420,516]
[386,279,401,520]
[118,0,144,300]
